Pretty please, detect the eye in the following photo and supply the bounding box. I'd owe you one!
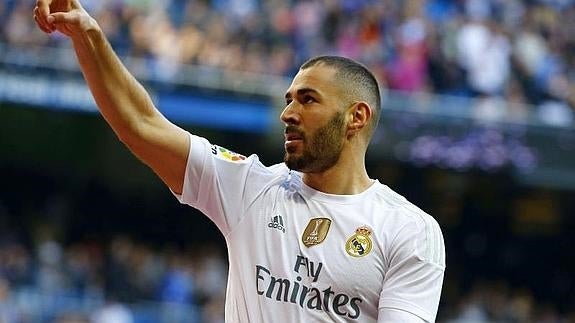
[303,95,316,104]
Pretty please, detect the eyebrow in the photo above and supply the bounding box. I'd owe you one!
[284,88,321,100]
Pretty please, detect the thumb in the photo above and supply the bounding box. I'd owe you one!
[48,11,78,24]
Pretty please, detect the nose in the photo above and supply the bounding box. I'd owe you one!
[280,102,300,125]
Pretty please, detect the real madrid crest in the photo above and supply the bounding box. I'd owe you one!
[345,226,373,257]
[301,218,331,247]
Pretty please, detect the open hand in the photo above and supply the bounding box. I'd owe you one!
[33,0,96,37]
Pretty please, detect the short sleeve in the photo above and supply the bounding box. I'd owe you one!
[378,307,426,322]
[172,133,262,235]
[378,213,445,322]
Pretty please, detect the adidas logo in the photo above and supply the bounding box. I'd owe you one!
[268,215,286,233]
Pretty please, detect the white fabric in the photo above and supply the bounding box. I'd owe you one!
[378,307,426,323]
[174,134,445,322]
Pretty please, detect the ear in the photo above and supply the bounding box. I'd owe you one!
[347,102,372,136]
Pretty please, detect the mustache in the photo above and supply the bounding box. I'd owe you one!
[284,125,305,137]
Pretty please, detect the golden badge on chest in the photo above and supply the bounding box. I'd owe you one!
[301,218,332,247]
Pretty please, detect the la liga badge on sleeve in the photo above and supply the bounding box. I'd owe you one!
[211,145,246,162]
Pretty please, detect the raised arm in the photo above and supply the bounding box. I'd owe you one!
[34,0,189,194]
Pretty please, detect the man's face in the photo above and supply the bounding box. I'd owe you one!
[281,65,348,173]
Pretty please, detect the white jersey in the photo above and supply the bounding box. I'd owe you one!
[174,134,445,322]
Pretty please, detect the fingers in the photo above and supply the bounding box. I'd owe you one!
[34,9,55,33]
[34,0,55,33]
[36,0,52,17]
[33,0,92,36]
[34,13,52,33]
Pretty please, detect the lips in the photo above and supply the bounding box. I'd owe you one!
[284,127,304,142]
[284,127,304,151]
[285,133,303,141]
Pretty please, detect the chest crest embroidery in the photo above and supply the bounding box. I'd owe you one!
[345,226,373,257]
[301,218,331,247]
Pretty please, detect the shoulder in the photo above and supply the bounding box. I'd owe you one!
[190,134,293,185]
[372,184,445,266]
[372,183,439,229]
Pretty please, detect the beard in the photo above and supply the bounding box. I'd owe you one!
[284,111,346,173]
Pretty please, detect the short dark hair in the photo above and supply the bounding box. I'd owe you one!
[300,56,381,136]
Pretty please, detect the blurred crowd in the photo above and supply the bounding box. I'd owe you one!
[1,0,575,125]
[444,280,575,323]
[0,233,227,322]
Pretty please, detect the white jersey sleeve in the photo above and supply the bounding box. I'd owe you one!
[172,133,271,235]
[378,207,446,322]
[378,307,426,322]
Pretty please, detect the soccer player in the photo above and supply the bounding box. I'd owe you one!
[34,0,446,321]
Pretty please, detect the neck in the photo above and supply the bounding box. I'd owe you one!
[302,150,372,195]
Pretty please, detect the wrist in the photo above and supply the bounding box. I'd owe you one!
[83,16,100,33]
[69,15,101,40]
[79,15,101,36]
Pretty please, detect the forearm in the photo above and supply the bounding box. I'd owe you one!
[69,22,189,193]
[34,1,189,193]
[70,21,161,144]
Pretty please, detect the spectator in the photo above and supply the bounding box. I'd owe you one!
[2,0,575,119]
